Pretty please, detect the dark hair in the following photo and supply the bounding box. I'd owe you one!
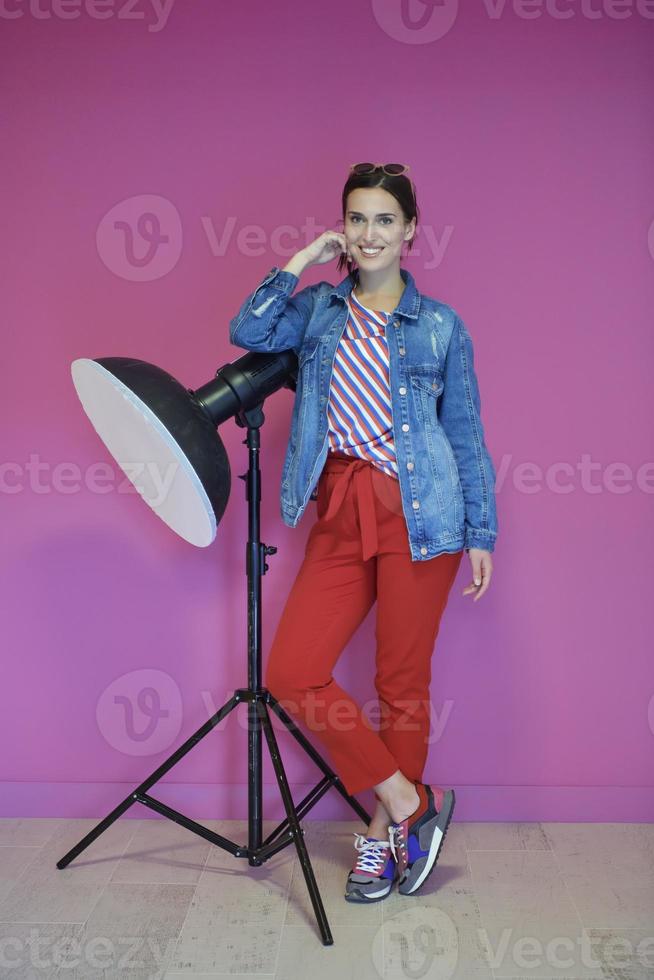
[335,168,420,279]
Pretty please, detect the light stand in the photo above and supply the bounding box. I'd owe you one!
[56,394,371,947]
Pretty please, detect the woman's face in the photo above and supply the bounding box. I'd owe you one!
[344,186,415,273]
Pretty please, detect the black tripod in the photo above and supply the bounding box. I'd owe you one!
[56,406,371,946]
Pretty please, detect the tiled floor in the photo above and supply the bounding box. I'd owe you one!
[0,816,652,979]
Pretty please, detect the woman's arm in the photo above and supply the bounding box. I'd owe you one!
[228,257,315,354]
[228,232,349,354]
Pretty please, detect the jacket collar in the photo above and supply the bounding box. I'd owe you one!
[328,266,421,320]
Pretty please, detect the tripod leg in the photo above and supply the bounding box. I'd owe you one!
[266,691,371,825]
[256,699,334,947]
[57,694,241,869]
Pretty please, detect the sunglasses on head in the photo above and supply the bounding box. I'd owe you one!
[349,162,410,177]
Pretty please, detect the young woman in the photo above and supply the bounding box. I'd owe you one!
[228,162,498,903]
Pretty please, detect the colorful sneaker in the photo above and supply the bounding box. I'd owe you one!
[344,832,397,903]
[388,783,455,896]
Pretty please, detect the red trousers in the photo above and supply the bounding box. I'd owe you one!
[265,450,463,797]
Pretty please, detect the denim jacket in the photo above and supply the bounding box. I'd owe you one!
[228,264,498,560]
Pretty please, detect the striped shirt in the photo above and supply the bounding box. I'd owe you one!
[326,288,399,480]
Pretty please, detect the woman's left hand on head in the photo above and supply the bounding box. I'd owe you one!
[462,548,493,602]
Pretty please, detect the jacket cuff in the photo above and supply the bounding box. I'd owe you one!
[464,527,497,553]
[265,266,300,292]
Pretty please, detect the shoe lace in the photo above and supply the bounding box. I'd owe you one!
[352,833,390,874]
[388,824,407,864]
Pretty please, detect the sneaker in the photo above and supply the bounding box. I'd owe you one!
[344,832,397,903]
[388,783,455,896]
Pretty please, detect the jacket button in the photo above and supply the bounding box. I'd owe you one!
[399,386,406,395]
[420,546,428,555]
[413,500,420,509]
[407,461,414,471]
[394,319,400,327]
[402,423,409,432]
[398,347,405,356]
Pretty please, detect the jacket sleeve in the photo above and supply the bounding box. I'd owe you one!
[228,266,318,354]
[438,314,498,553]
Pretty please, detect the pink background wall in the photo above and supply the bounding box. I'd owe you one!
[2,0,653,822]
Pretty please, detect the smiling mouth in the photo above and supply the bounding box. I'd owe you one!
[359,246,384,257]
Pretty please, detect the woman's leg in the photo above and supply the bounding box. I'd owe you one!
[374,771,420,824]
[375,551,463,784]
[365,796,394,839]
[264,468,403,796]
[264,547,402,795]
[373,547,464,788]
[365,536,461,836]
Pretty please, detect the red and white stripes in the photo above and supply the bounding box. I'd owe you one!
[326,290,398,479]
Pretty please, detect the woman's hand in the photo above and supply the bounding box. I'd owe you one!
[462,548,493,602]
[299,230,350,268]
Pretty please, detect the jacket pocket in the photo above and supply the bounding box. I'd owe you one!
[409,364,444,391]
[409,365,444,422]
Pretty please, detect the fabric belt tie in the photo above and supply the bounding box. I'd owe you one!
[321,456,379,561]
